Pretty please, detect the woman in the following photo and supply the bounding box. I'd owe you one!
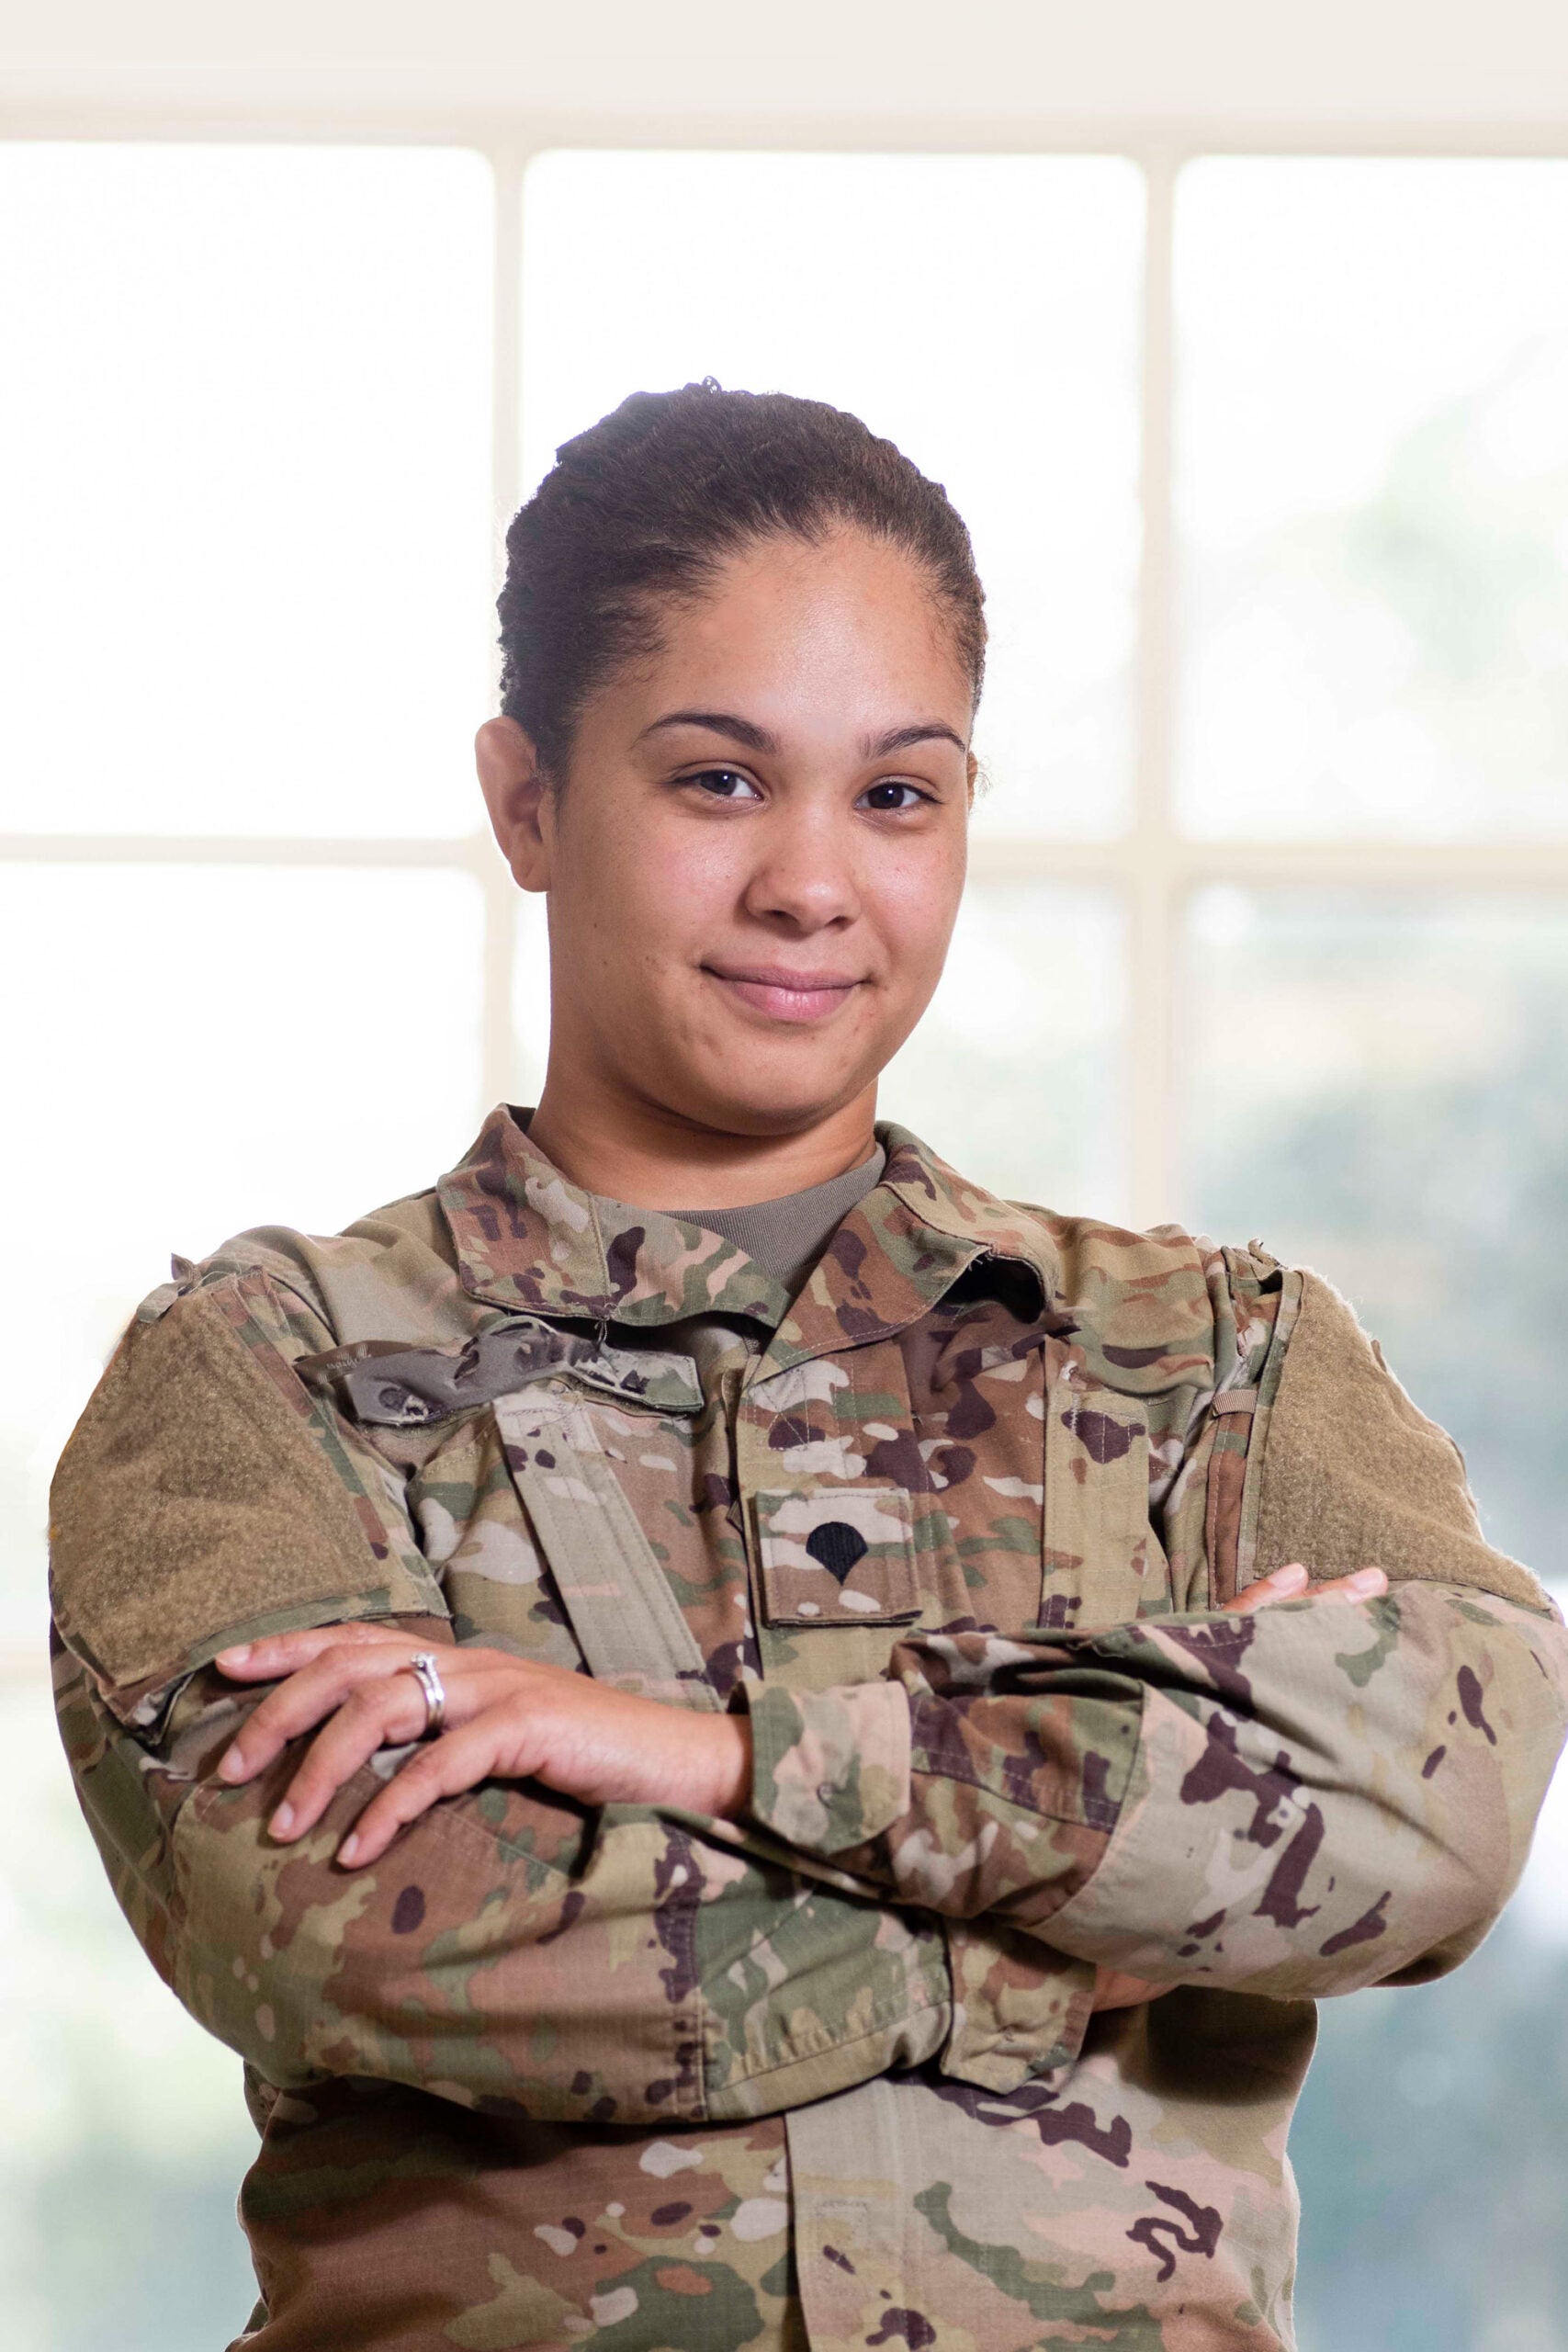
[51,382,1568,2351]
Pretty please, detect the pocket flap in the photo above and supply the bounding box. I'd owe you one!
[756,1486,920,1626]
[1043,1368,1168,1626]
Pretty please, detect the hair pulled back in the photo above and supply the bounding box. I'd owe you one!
[498,379,986,780]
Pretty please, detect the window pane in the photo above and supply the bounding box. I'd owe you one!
[1180,888,1568,2346]
[522,153,1143,841]
[0,146,493,838]
[1178,159,1568,840]
[4,861,485,1651]
[1180,887,1566,1570]
[886,883,1129,1216]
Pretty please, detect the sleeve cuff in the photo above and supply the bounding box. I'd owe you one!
[743,1679,912,1856]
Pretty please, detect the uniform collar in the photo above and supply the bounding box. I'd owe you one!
[436,1105,1061,1362]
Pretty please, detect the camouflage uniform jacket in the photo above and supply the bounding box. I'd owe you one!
[50,1109,1568,2351]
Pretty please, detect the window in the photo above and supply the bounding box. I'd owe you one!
[6,139,1566,2352]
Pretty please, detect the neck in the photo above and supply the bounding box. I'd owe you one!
[525,1068,880,1211]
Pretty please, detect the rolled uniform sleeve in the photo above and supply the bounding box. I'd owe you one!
[743,1264,1568,2000]
[51,1268,953,2129]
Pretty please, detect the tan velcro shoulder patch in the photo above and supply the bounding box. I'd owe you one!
[1254,1268,1551,1614]
[50,1277,444,1708]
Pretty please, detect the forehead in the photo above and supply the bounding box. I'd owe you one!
[616,528,974,738]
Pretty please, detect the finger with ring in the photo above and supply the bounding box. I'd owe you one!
[403,1649,447,1738]
[221,1636,444,1786]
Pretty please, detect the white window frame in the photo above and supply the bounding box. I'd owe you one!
[6,119,1568,1231]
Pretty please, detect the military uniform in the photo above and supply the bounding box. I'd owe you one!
[50,1109,1568,2349]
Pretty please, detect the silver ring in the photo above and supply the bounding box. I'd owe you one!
[403,1649,447,1739]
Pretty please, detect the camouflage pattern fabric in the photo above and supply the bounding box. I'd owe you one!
[49,1108,1568,2348]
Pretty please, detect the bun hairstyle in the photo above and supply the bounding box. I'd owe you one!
[497,379,986,782]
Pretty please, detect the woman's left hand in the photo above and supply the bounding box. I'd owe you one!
[212,1623,752,1868]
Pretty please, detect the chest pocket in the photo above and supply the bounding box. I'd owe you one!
[1041,1345,1169,1629]
[753,1486,921,1628]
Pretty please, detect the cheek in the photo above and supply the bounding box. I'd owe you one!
[646,823,748,918]
[866,848,966,996]
[572,813,741,973]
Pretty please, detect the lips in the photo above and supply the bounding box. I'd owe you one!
[703,964,863,1025]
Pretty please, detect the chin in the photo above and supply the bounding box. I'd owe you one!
[669,1060,872,1140]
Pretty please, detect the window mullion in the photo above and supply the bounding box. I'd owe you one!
[1130,148,1181,1230]
[479,142,534,1115]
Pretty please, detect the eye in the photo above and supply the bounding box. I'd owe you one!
[682,767,763,803]
[860,779,934,813]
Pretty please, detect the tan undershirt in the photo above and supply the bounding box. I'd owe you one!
[667,1146,886,1296]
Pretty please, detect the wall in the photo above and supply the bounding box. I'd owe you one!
[6,0,1568,137]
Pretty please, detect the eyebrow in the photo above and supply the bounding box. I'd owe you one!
[864,720,968,758]
[636,709,968,759]
[637,708,778,754]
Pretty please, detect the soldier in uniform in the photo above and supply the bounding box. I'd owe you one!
[51,381,1568,2349]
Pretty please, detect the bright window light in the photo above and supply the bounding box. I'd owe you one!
[1178,158,1568,840]
[0,144,495,838]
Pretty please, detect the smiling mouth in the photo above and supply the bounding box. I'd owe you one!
[702,964,864,1025]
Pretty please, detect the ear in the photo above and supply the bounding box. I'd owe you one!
[476,717,553,892]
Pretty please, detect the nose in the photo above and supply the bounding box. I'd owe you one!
[739,801,863,934]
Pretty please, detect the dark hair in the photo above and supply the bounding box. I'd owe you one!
[497,379,986,781]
